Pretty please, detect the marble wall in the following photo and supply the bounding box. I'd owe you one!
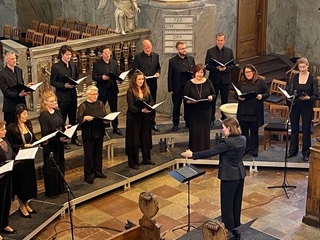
[0,0,18,31]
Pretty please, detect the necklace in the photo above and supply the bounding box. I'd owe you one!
[195,83,202,98]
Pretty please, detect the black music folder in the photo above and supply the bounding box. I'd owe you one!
[169,165,205,183]
[184,96,208,103]
[232,83,257,101]
[60,75,87,85]
[11,82,42,92]
[211,58,234,67]
[107,72,124,83]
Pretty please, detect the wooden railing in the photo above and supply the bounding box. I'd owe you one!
[1,28,150,112]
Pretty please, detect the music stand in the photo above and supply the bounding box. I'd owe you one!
[169,165,205,232]
[268,93,296,198]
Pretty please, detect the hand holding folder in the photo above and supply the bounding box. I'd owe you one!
[11,82,43,93]
[184,96,209,103]
[140,100,164,110]
[61,75,87,85]
[232,83,257,101]
[97,112,121,121]
[211,58,234,67]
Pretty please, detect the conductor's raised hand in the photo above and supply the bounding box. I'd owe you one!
[181,149,193,158]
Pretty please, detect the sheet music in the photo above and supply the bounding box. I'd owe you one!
[29,82,43,91]
[184,96,208,102]
[278,87,294,99]
[145,74,158,79]
[31,131,59,146]
[101,112,121,121]
[62,124,79,138]
[0,160,14,175]
[143,101,164,109]
[119,69,131,80]
[231,83,242,96]
[75,76,87,85]
[212,58,233,67]
[15,147,39,160]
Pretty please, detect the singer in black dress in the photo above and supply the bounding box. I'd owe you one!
[77,85,108,184]
[235,64,269,157]
[286,57,318,161]
[6,104,37,217]
[125,70,154,169]
[38,91,66,198]
[0,121,17,234]
[184,64,215,151]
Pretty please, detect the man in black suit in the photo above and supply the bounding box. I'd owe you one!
[205,33,235,127]
[0,51,31,124]
[132,39,161,132]
[50,45,81,147]
[168,41,195,131]
[92,45,122,135]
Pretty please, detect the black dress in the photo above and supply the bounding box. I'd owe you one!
[77,100,107,182]
[184,79,215,151]
[0,138,13,229]
[6,121,37,203]
[38,110,65,198]
[125,89,153,167]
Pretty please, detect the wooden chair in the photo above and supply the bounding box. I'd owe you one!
[60,27,71,39]
[76,21,87,32]
[49,25,59,36]
[32,32,44,46]
[3,24,12,38]
[66,19,76,30]
[69,30,81,40]
[263,105,289,150]
[30,20,39,31]
[55,17,64,28]
[25,29,36,43]
[43,34,56,45]
[38,23,49,34]
[85,24,97,36]
[264,79,287,108]
[81,32,92,39]
[11,26,21,41]
[96,26,108,35]
[55,36,67,43]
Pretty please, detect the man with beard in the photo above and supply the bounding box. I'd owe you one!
[168,41,195,131]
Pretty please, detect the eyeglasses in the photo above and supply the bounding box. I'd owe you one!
[244,70,253,74]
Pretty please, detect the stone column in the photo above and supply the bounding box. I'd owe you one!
[138,2,217,115]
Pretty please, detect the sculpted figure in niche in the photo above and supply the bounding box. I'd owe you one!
[114,0,141,34]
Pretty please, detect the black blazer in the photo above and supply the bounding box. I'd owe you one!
[205,46,235,84]
[92,58,120,96]
[193,135,246,181]
[0,66,26,112]
[50,60,78,101]
[168,55,195,94]
[132,52,161,90]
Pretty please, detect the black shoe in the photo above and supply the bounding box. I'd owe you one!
[251,153,258,157]
[64,143,70,149]
[72,139,82,146]
[172,125,178,131]
[142,160,156,165]
[95,172,107,178]
[302,156,309,162]
[85,179,94,184]
[130,165,139,170]
[2,228,17,234]
[27,209,37,214]
[113,128,123,136]
[287,153,297,158]
[18,208,31,218]
[152,125,160,132]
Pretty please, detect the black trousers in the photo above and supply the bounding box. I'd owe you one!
[147,81,157,126]
[171,86,186,126]
[212,82,229,121]
[0,174,12,228]
[83,137,104,182]
[289,103,313,157]
[239,120,259,155]
[3,112,15,125]
[58,100,78,139]
[220,179,244,231]
[98,92,118,130]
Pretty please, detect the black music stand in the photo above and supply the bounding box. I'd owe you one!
[169,165,205,232]
[268,93,296,198]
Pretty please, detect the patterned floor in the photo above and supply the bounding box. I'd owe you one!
[27,114,320,240]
